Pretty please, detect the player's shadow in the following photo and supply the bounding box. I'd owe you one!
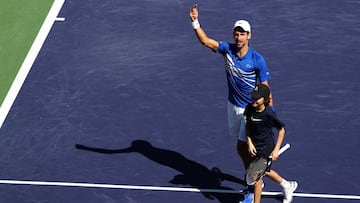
[75,140,246,203]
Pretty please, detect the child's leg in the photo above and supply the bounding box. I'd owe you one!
[266,169,295,188]
[254,179,263,203]
[265,169,283,184]
[266,170,298,203]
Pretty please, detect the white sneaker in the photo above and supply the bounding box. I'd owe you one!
[283,181,298,203]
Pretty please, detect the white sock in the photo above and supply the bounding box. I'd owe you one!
[280,179,290,189]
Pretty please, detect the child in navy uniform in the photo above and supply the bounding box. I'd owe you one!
[245,84,298,203]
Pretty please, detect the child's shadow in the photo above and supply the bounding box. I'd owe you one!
[75,140,246,203]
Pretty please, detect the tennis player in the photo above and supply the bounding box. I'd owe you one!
[245,84,298,203]
[189,4,274,202]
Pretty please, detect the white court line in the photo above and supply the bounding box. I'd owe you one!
[0,180,359,200]
[0,0,65,128]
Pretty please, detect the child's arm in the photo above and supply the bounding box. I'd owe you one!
[246,122,257,156]
[272,127,285,160]
[247,136,257,156]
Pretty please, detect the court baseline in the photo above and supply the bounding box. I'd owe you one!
[0,179,359,200]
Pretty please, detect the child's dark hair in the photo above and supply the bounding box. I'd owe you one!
[264,96,270,106]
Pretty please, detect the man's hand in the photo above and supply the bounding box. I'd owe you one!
[189,4,198,21]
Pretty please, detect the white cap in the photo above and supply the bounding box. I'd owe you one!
[232,20,251,32]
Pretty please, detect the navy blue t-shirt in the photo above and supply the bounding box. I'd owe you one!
[245,105,285,157]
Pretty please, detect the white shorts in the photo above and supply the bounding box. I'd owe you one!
[227,101,247,141]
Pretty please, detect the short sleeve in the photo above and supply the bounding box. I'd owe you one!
[256,55,271,82]
[217,41,229,54]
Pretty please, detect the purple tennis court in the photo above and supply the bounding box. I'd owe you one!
[0,0,359,202]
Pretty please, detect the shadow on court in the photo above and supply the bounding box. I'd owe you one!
[75,140,255,203]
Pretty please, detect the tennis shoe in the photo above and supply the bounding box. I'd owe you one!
[239,189,254,203]
[283,181,298,203]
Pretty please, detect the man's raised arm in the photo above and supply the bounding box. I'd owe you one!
[189,4,219,51]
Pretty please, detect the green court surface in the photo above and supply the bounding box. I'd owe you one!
[0,0,54,105]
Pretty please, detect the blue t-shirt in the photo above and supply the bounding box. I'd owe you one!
[218,41,270,108]
[245,105,285,157]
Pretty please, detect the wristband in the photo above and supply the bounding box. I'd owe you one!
[191,19,200,29]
